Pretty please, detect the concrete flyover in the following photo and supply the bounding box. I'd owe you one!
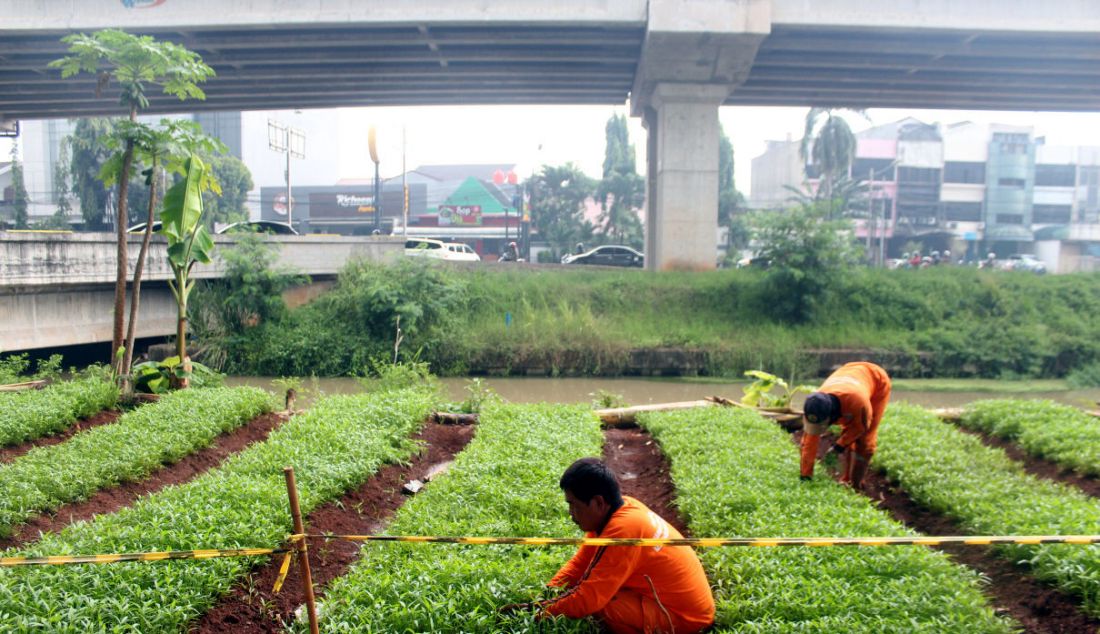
[2,0,1099,270]
[0,232,401,351]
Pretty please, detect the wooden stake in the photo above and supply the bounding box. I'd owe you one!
[284,467,319,634]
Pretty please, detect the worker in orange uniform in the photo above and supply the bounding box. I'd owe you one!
[501,458,715,633]
[800,362,892,490]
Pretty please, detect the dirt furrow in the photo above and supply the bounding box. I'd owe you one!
[602,425,690,536]
[953,426,1100,498]
[191,421,476,634]
[792,429,1100,634]
[0,411,286,550]
[0,410,121,464]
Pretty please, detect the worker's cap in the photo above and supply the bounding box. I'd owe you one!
[803,392,839,425]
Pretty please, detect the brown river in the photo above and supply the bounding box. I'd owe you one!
[224,376,1100,410]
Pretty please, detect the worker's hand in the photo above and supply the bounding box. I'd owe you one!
[498,602,533,615]
[830,443,846,455]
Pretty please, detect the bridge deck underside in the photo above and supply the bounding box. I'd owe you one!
[0,23,1097,119]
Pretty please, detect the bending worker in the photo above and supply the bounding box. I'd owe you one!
[503,458,715,633]
[800,362,892,489]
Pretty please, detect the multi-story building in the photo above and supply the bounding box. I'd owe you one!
[751,119,1100,272]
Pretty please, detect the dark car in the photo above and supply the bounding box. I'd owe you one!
[562,245,644,267]
[216,220,299,235]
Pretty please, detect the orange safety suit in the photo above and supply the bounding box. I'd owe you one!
[542,496,715,634]
[800,362,892,479]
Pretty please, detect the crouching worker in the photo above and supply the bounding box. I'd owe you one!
[800,362,891,490]
[502,458,715,633]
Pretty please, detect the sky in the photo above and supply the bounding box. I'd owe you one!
[335,105,1100,199]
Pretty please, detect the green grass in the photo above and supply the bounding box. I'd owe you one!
[0,375,119,448]
[0,386,272,538]
[876,403,1100,615]
[640,407,1012,633]
[309,403,604,633]
[891,378,1069,392]
[0,387,437,633]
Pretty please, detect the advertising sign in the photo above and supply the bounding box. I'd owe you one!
[438,205,482,226]
[309,193,376,219]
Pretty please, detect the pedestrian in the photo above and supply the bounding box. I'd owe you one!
[500,458,715,633]
[500,241,520,262]
[799,362,892,490]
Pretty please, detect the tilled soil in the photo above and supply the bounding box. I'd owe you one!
[792,429,1100,634]
[955,426,1100,498]
[0,409,121,464]
[190,421,476,634]
[603,426,690,536]
[0,411,286,550]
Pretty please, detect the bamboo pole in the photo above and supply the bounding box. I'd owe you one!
[284,467,319,634]
[0,379,49,392]
[429,411,479,425]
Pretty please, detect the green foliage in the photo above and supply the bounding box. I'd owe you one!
[749,202,862,322]
[596,114,644,249]
[530,164,597,260]
[0,352,65,384]
[740,370,814,408]
[0,374,119,448]
[960,399,1100,477]
[358,360,438,395]
[459,377,501,413]
[641,407,1013,632]
[800,108,867,218]
[9,144,29,230]
[1067,361,1100,388]
[309,403,603,633]
[67,118,114,229]
[0,387,435,632]
[131,356,221,394]
[876,403,1100,615]
[717,125,744,228]
[201,154,253,227]
[589,389,626,409]
[0,386,272,539]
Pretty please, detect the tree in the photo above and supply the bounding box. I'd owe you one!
[202,155,253,228]
[69,118,114,229]
[51,29,214,372]
[596,114,645,248]
[39,139,74,230]
[9,144,29,230]
[718,125,744,228]
[783,173,869,219]
[530,163,595,258]
[161,155,218,388]
[800,108,866,218]
[749,202,862,323]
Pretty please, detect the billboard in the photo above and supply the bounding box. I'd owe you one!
[309,192,376,220]
[438,205,482,226]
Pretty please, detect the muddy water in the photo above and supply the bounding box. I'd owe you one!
[224,376,1100,410]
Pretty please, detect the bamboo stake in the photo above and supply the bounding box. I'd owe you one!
[284,467,319,634]
[0,379,49,392]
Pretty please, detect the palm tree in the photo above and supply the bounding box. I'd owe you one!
[800,108,866,218]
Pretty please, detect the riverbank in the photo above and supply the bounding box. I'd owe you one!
[210,261,1100,380]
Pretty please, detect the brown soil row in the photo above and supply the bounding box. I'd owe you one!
[602,426,690,536]
[191,421,477,634]
[0,411,286,551]
[792,429,1100,634]
[953,426,1100,498]
[0,410,122,464]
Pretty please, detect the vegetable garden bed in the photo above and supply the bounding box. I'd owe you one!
[640,407,1013,633]
[0,387,436,632]
[0,374,118,450]
[875,404,1100,617]
[958,400,1100,478]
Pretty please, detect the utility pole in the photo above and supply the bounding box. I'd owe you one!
[402,126,408,239]
[268,118,305,229]
[866,168,874,265]
[369,126,381,233]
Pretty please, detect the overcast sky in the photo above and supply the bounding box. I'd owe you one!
[337,105,1100,198]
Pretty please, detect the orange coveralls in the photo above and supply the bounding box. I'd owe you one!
[542,496,715,634]
[800,362,892,479]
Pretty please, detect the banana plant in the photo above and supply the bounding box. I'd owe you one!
[160,155,216,389]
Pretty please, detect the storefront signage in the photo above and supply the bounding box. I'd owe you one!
[438,205,482,226]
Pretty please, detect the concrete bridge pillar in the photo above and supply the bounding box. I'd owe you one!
[632,0,771,270]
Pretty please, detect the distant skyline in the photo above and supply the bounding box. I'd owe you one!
[6,105,1100,201]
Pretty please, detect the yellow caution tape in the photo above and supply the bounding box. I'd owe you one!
[0,547,286,568]
[271,534,305,594]
[308,534,1100,548]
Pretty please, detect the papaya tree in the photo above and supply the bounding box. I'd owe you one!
[50,29,214,373]
[160,155,216,388]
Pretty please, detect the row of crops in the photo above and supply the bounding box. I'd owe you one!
[0,373,1097,631]
[0,373,118,448]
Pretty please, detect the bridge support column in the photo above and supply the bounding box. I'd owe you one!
[642,84,730,270]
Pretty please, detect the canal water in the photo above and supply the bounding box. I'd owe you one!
[224,376,1100,410]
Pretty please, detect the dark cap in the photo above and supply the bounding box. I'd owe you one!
[804,392,839,425]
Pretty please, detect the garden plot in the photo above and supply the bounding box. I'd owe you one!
[310,403,604,633]
[0,387,435,633]
[876,403,1100,616]
[958,399,1100,477]
[0,374,118,449]
[640,407,1013,633]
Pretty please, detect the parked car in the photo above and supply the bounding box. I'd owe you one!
[126,221,163,234]
[1005,253,1047,274]
[405,238,480,261]
[561,245,644,267]
[216,220,299,235]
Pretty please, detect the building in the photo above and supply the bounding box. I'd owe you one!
[750,119,1100,272]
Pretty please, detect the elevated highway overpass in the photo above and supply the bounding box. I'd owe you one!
[3,0,1099,269]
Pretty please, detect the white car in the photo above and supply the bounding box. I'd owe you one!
[405,239,480,261]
